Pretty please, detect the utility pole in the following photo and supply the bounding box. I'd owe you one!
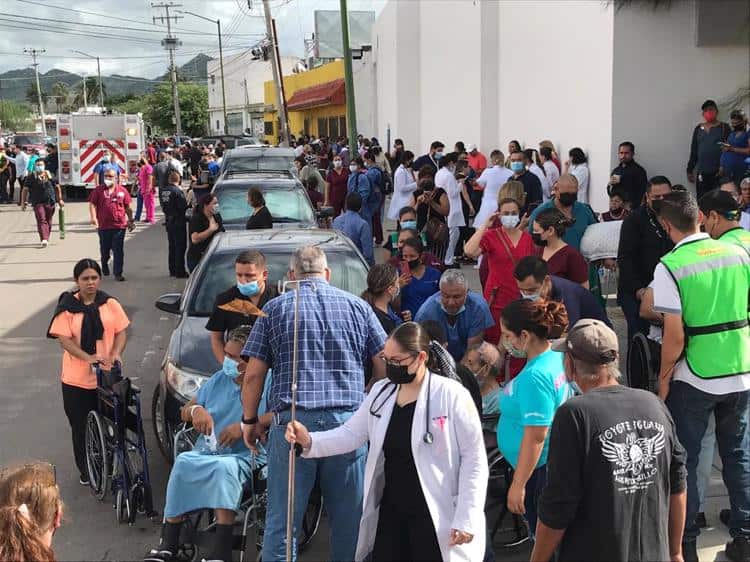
[152,2,183,138]
[82,75,88,108]
[177,11,227,135]
[272,18,290,141]
[339,0,357,151]
[262,0,289,146]
[24,48,47,136]
[72,50,104,108]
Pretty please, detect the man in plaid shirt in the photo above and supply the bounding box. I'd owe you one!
[241,246,387,561]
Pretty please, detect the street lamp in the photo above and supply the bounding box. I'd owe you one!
[71,50,104,108]
[177,11,228,135]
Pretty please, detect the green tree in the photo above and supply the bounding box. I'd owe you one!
[25,83,48,107]
[0,100,33,131]
[72,77,107,108]
[51,82,71,112]
[144,83,208,137]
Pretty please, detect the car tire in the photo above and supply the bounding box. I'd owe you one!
[151,385,174,464]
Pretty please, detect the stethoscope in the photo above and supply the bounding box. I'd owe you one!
[369,369,434,445]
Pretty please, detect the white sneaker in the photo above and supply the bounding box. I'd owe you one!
[41,240,48,248]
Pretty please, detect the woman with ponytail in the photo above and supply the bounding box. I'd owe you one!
[0,462,63,562]
[285,322,488,561]
[497,298,573,539]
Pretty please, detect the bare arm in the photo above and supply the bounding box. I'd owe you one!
[20,186,28,207]
[658,313,685,400]
[531,522,566,562]
[464,214,496,258]
[669,491,687,561]
[513,426,548,488]
[209,331,225,364]
[639,287,663,325]
[110,329,127,363]
[56,335,96,363]
[241,357,269,421]
[55,183,64,206]
[89,202,98,226]
[431,192,450,216]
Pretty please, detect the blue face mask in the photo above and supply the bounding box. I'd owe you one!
[440,302,466,316]
[401,220,417,230]
[510,161,525,173]
[237,280,260,297]
[222,356,239,378]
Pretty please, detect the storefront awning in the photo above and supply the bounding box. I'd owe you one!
[286,79,346,111]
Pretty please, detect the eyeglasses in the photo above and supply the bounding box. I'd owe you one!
[378,353,417,368]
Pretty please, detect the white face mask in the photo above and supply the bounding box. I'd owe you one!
[500,214,520,229]
[35,165,45,172]
[334,160,342,169]
[104,179,115,187]
[349,164,358,173]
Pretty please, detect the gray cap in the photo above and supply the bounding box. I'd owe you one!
[551,319,618,364]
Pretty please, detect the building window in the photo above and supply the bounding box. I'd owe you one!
[216,120,220,131]
[328,116,339,140]
[318,117,328,138]
[303,118,311,136]
[339,116,347,137]
[264,121,274,135]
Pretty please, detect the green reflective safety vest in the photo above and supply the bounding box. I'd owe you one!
[661,237,750,379]
[720,227,750,257]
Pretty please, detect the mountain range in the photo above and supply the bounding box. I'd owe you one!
[0,54,212,105]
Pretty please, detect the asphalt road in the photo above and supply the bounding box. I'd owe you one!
[0,195,730,562]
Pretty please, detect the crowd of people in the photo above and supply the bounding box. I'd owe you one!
[2,100,750,562]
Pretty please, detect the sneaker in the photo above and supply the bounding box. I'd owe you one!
[721,508,731,527]
[115,275,126,282]
[102,263,110,276]
[79,475,90,485]
[695,512,707,528]
[682,539,698,562]
[143,549,175,562]
[726,537,750,562]
[40,240,48,248]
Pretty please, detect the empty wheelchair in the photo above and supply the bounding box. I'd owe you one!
[169,424,323,562]
[85,362,156,524]
[626,332,661,393]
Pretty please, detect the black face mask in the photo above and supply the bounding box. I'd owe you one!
[558,193,577,207]
[531,233,547,246]
[386,362,417,385]
[407,258,421,269]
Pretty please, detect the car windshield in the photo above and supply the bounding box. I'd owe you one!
[14,134,43,146]
[189,249,369,315]
[215,186,315,224]
[224,156,294,173]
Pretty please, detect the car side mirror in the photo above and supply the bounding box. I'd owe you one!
[155,293,181,314]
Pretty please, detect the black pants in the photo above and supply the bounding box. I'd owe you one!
[372,502,442,561]
[166,219,187,276]
[696,170,719,199]
[61,382,98,479]
[0,171,10,202]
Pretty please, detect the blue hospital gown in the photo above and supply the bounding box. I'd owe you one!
[164,371,270,518]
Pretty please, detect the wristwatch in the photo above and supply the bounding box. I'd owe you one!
[241,416,258,426]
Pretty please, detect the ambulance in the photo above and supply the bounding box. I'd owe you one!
[56,112,145,198]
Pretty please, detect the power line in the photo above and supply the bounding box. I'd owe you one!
[12,0,265,37]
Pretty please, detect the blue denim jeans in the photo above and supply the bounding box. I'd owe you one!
[98,228,125,276]
[262,408,366,562]
[134,191,144,221]
[666,381,750,540]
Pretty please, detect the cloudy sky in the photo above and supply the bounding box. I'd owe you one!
[0,0,385,78]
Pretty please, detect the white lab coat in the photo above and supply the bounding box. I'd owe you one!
[474,165,513,227]
[387,164,417,220]
[304,374,488,562]
[529,163,551,203]
[570,163,589,204]
[436,167,465,228]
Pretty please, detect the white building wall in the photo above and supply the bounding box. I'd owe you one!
[611,0,750,191]
[353,50,376,138]
[207,55,298,135]
[497,0,614,211]
[373,0,399,146]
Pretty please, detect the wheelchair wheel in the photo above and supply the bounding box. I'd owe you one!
[85,410,109,500]
[299,488,323,551]
[627,333,654,392]
[152,385,175,463]
[115,488,131,524]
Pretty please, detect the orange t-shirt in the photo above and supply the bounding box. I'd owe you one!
[49,298,130,389]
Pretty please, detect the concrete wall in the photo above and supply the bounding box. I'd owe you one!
[611,0,750,191]
[353,50,376,138]
[497,0,614,211]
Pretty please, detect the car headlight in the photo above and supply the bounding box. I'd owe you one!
[165,360,206,401]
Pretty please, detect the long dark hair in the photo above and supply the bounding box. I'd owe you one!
[501,299,569,340]
[534,207,574,237]
[73,258,101,279]
[361,263,398,306]
[196,193,217,215]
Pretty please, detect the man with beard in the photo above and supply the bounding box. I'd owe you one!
[528,174,597,250]
[608,141,648,209]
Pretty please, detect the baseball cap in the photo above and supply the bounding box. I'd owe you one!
[467,143,477,152]
[551,319,618,364]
